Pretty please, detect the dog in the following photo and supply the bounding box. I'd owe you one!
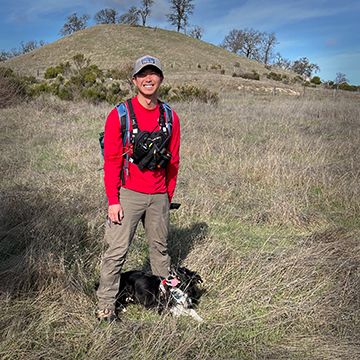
[116,265,203,322]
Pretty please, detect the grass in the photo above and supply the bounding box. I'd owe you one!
[0,90,360,359]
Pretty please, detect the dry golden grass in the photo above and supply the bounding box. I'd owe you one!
[0,89,359,359]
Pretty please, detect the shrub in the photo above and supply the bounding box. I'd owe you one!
[292,75,304,83]
[232,73,237,77]
[27,82,51,98]
[339,83,355,91]
[105,82,129,105]
[210,65,217,70]
[267,72,282,81]
[44,66,61,79]
[171,85,219,103]
[220,69,225,75]
[281,74,289,84]
[106,69,122,79]
[81,87,106,104]
[311,76,321,85]
[0,67,26,108]
[241,72,260,81]
[158,84,172,100]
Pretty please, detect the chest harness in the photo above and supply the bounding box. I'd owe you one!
[118,99,173,185]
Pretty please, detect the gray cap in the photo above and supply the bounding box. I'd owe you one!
[133,55,163,77]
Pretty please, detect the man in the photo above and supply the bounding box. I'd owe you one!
[96,55,180,322]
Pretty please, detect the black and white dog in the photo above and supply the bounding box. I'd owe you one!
[117,265,203,322]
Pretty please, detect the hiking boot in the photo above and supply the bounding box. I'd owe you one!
[97,308,119,323]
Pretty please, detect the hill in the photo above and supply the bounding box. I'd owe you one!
[3,24,292,81]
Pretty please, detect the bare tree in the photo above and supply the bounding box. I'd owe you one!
[139,0,154,27]
[94,9,118,24]
[241,28,263,59]
[1,40,45,61]
[272,52,292,70]
[221,28,262,60]
[334,72,348,85]
[59,13,91,36]
[220,29,244,54]
[259,32,278,65]
[166,0,195,32]
[118,6,140,25]
[20,40,45,54]
[0,50,12,62]
[188,25,204,40]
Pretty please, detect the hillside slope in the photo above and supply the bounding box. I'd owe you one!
[2,24,290,80]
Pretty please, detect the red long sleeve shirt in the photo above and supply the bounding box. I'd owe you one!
[103,97,180,206]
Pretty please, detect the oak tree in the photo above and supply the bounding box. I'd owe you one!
[59,13,91,36]
[166,0,195,32]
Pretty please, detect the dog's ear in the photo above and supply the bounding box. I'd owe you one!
[181,267,203,284]
[191,273,203,284]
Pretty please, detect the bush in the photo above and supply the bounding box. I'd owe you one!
[311,76,321,85]
[158,84,172,100]
[281,74,289,84]
[81,86,106,103]
[241,72,260,81]
[267,72,282,81]
[106,69,123,79]
[292,75,304,83]
[220,69,225,75]
[171,85,219,103]
[44,66,61,79]
[105,82,129,105]
[27,82,51,98]
[338,83,356,91]
[0,67,26,108]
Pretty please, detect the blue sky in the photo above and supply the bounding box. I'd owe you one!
[1,0,359,85]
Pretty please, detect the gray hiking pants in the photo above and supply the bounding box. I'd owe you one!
[97,187,171,310]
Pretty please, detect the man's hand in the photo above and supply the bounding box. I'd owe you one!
[108,204,124,225]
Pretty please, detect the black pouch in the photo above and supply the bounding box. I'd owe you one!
[131,130,168,171]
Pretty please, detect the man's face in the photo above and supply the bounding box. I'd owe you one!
[132,67,163,98]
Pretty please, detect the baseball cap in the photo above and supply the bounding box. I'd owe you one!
[133,55,163,77]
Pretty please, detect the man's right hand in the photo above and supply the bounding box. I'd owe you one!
[108,204,124,225]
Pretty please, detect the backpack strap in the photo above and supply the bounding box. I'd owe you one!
[158,100,173,137]
[126,98,139,143]
[115,100,132,186]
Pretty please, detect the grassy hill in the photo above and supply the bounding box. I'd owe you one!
[3,24,293,81]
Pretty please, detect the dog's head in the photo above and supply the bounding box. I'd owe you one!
[168,265,203,289]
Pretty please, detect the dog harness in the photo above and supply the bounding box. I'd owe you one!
[159,277,190,307]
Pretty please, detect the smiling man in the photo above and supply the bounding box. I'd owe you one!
[96,55,180,323]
